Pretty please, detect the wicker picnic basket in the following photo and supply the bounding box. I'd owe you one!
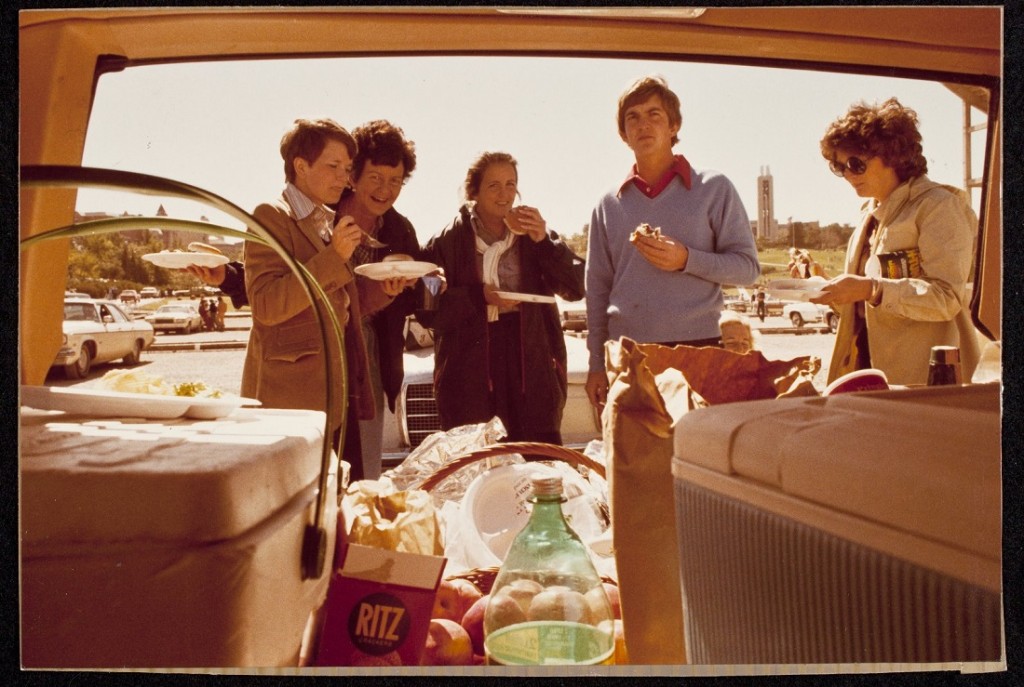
[412,441,613,593]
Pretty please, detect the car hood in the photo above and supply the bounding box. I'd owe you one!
[400,333,593,387]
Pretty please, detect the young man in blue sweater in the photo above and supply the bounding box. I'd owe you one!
[584,75,761,410]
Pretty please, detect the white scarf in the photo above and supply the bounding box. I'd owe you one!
[474,221,517,322]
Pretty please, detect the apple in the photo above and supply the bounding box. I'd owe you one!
[603,583,622,619]
[432,578,483,623]
[484,589,528,634]
[502,578,543,613]
[585,582,621,622]
[527,588,591,624]
[460,593,490,656]
[422,618,474,666]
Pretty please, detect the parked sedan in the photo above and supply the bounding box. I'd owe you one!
[387,332,600,458]
[146,303,203,334]
[557,296,587,332]
[53,299,155,379]
[783,301,839,332]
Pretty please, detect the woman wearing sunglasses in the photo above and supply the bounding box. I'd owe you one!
[812,97,980,385]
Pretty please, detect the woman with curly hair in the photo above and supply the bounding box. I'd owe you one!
[810,97,980,385]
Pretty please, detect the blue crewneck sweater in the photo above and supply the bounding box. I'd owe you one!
[585,168,760,373]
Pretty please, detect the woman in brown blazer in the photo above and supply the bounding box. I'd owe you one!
[241,118,403,465]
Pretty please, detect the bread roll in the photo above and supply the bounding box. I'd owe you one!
[383,253,413,263]
[187,241,225,255]
[503,207,529,235]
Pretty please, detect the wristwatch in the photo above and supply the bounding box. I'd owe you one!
[868,278,883,307]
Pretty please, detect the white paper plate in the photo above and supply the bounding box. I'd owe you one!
[765,277,828,302]
[354,261,438,281]
[494,291,557,304]
[20,385,260,420]
[142,251,230,269]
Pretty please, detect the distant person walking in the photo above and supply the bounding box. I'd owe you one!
[207,298,219,332]
[214,296,226,331]
[198,298,212,331]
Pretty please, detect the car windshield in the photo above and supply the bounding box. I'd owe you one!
[157,305,191,313]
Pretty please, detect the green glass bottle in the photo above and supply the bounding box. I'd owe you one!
[483,474,615,665]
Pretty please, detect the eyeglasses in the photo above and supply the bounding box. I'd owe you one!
[829,156,869,177]
[364,172,405,192]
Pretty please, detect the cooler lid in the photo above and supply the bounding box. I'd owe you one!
[672,383,1001,560]
[20,407,327,546]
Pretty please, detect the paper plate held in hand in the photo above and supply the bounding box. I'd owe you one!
[354,261,438,281]
[493,291,557,304]
[765,277,827,302]
[143,251,230,269]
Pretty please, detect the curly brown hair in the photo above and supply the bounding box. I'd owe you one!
[351,119,417,181]
[280,118,357,184]
[819,97,927,182]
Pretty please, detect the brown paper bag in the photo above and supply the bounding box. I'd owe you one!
[604,337,818,664]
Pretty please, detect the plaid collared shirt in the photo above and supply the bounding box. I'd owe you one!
[284,182,335,243]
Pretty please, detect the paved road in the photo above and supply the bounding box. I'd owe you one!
[47,313,836,394]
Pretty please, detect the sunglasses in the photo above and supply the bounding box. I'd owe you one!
[829,156,869,177]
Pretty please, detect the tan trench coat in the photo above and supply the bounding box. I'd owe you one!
[827,175,980,386]
[241,196,392,430]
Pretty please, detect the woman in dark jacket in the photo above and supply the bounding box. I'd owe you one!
[419,151,585,443]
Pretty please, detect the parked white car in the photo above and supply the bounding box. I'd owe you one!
[556,296,587,332]
[783,301,839,332]
[146,303,203,334]
[53,298,155,379]
[384,332,600,459]
[139,287,161,299]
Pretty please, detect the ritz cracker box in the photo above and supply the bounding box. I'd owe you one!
[313,498,447,666]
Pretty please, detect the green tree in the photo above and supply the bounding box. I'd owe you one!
[564,223,588,258]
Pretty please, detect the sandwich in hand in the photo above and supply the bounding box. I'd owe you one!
[629,222,662,244]
[503,207,529,235]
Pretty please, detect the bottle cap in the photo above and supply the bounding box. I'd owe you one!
[930,345,960,365]
[530,475,563,497]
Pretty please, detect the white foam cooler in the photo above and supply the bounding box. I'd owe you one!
[671,383,1003,665]
[20,406,339,668]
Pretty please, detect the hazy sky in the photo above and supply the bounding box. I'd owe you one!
[77,55,979,244]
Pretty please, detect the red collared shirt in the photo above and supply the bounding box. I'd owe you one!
[619,154,693,198]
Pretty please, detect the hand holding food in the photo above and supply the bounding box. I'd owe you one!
[504,206,547,242]
[629,222,662,243]
[630,222,689,271]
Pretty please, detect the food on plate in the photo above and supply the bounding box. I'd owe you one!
[431,578,483,623]
[629,222,662,243]
[422,618,474,666]
[95,369,226,398]
[186,241,225,255]
[382,253,414,263]
[503,206,529,235]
